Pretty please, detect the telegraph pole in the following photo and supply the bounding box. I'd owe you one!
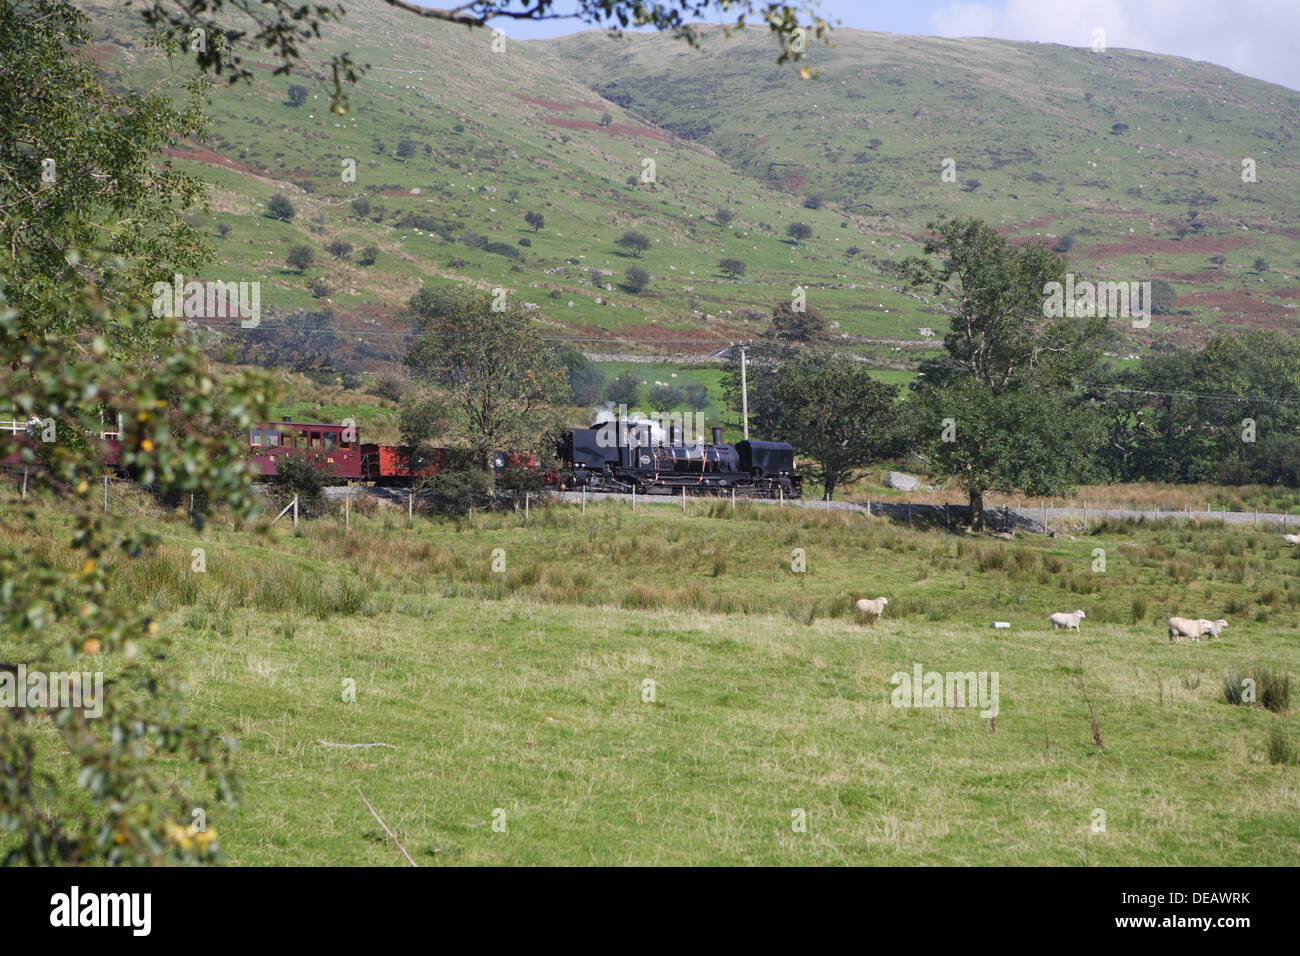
[739,343,749,441]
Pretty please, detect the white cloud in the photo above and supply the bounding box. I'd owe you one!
[930,0,1300,92]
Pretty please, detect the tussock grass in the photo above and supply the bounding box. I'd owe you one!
[4,492,1300,865]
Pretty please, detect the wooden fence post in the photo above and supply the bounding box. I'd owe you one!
[292,494,298,529]
[21,468,26,500]
[525,492,529,519]
[731,487,735,511]
[408,492,413,524]
[681,485,686,514]
[103,476,108,513]
[582,485,586,514]
[345,487,350,531]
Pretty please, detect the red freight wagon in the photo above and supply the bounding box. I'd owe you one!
[248,419,362,480]
[361,443,442,484]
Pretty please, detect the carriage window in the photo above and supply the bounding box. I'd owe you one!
[265,429,279,447]
[322,431,337,450]
[296,429,308,446]
[250,428,262,447]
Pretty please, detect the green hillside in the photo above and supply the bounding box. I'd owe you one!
[83,2,1300,371]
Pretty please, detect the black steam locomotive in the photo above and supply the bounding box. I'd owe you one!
[558,420,801,498]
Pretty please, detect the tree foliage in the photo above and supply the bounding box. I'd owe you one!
[771,300,826,341]
[901,217,1108,526]
[0,0,273,864]
[404,287,568,468]
[723,349,902,499]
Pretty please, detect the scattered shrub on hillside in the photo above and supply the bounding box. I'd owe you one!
[357,246,379,266]
[308,277,330,298]
[286,244,315,273]
[718,257,746,278]
[325,239,353,261]
[604,370,640,406]
[368,374,406,402]
[350,197,371,218]
[646,384,685,412]
[267,193,295,221]
[624,265,650,293]
[615,230,651,257]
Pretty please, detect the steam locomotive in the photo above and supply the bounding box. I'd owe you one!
[558,420,800,498]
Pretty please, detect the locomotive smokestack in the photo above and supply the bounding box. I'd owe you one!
[712,426,723,446]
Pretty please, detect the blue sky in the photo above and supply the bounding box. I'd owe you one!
[479,0,1300,92]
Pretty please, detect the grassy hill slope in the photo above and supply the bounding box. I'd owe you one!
[81,4,1300,375]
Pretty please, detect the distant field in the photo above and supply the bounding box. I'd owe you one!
[4,490,1296,865]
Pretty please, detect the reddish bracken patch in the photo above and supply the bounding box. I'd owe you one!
[85,44,119,67]
[994,215,1059,236]
[1176,289,1298,324]
[1079,236,1248,258]
[164,143,267,178]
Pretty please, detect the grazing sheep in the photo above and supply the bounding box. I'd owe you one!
[1284,534,1300,546]
[1197,618,1229,640]
[1168,616,1211,642]
[1049,610,1086,631]
[855,597,889,620]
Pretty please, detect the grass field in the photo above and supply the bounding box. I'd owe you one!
[4,486,1297,865]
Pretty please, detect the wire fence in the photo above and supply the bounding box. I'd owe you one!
[4,466,1300,535]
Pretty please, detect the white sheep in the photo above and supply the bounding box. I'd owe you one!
[1049,610,1086,631]
[1168,616,1211,642]
[1196,618,1229,640]
[1284,534,1300,546]
[855,597,889,620]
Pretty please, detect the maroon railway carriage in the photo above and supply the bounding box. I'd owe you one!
[247,419,363,480]
[247,418,539,485]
